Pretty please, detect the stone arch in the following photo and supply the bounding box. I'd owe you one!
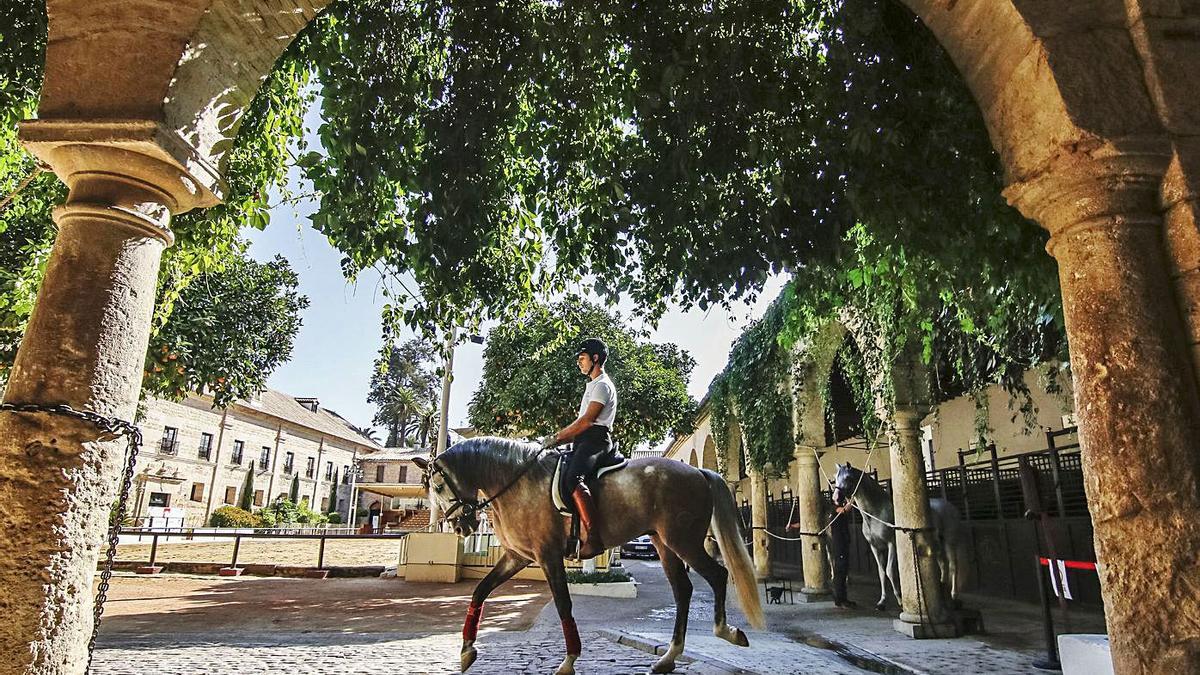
[10,1,1200,670]
[701,435,718,472]
[688,448,699,467]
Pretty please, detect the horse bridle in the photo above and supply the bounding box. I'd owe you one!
[423,450,552,524]
[423,460,481,522]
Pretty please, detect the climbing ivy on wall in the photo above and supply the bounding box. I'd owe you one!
[708,293,797,474]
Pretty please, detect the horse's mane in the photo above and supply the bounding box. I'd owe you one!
[840,465,890,506]
[439,436,552,493]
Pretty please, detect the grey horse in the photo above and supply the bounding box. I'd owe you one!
[416,438,764,675]
[833,463,962,611]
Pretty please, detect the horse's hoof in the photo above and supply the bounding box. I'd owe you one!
[875,602,887,612]
[554,655,577,675]
[460,646,478,672]
[651,656,676,673]
[731,628,749,647]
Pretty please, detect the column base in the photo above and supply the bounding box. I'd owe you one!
[798,588,833,603]
[893,617,961,639]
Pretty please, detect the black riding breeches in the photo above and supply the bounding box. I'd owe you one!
[830,519,851,602]
[560,425,611,502]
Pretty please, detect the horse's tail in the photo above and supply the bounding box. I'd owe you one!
[702,469,765,629]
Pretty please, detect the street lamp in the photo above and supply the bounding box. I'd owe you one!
[429,328,485,531]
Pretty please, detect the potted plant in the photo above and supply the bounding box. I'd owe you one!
[566,568,638,598]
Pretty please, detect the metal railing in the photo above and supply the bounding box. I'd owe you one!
[119,527,407,571]
[258,458,270,472]
[198,443,212,460]
[158,438,179,456]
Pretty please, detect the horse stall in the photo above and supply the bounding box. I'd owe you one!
[820,429,1103,608]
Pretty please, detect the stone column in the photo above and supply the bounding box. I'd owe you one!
[1007,149,1200,673]
[888,407,954,638]
[794,449,831,602]
[749,468,770,579]
[0,121,215,672]
[1162,144,1200,388]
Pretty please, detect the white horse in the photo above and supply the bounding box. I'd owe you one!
[833,463,961,611]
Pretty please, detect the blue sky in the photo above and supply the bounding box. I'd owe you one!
[244,105,786,446]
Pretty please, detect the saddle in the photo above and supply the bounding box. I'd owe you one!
[551,446,628,516]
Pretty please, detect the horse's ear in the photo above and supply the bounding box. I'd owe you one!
[412,457,429,470]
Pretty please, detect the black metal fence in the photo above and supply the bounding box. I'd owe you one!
[758,427,1101,606]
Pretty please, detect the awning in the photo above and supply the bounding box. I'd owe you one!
[356,483,427,499]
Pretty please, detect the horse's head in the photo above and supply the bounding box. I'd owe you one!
[413,455,481,537]
[832,462,862,503]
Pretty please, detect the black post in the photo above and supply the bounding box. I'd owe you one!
[958,450,972,520]
[988,443,1005,519]
[1045,431,1068,518]
[1032,556,1062,671]
[317,535,327,569]
[148,533,159,567]
[231,535,241,569]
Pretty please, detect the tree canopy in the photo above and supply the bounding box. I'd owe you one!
[143,255,310,408]
[2,0,1064,445]
[468,299,696,450]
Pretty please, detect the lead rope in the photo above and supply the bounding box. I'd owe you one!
[0,402,142,673]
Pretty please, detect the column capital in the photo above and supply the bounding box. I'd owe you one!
[1002,138,1171,257]
[19,119,224,239]
[891,406,928,430]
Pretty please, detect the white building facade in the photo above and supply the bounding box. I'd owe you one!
[132,389,381,527]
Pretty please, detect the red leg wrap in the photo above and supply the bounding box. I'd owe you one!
[463,602,484,641]
[562,617,582,656]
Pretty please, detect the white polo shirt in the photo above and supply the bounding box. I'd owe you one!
[578,373,617,429]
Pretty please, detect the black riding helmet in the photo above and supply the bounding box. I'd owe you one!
[577,338,608,368]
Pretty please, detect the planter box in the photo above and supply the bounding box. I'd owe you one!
[568,578,638,599]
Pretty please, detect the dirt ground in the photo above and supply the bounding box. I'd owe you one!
[99,573,549,636]
[117,538,405,568]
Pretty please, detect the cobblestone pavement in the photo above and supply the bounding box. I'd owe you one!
[93,629,717,675]
[91,560,1091,674]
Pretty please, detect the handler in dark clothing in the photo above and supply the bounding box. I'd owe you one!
[828,486,857,609]
[785,488,858,609]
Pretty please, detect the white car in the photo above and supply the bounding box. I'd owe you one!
[621,534,658,559]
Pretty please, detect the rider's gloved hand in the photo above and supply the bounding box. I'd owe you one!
[540,433,559,449]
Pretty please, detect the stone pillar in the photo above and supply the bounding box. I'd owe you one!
[888,408,954,638]
[0,121,214,672]
[1162,144,1200,387]
[749,468,770,579]
[794,449,831,602]
[1007,149,1200,673]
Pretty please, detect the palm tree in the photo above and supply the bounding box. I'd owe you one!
[417,406,440,450]
[381,386,421,446]
[352,425,381,444]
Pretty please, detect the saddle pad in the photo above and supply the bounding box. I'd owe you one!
[551,453,628,515]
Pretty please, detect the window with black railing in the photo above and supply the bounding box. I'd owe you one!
[325,461,333,481]
[283,451,294,474]
[159,427,179,455]
[231,440,244,465]
[258,447,271,472]
[198,432,213,460]
[305,457,315,478]
[342,465,350,484]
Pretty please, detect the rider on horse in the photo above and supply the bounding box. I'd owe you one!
[541,338,618,559]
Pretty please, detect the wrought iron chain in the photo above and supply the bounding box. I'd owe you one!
[0,402,142,673]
